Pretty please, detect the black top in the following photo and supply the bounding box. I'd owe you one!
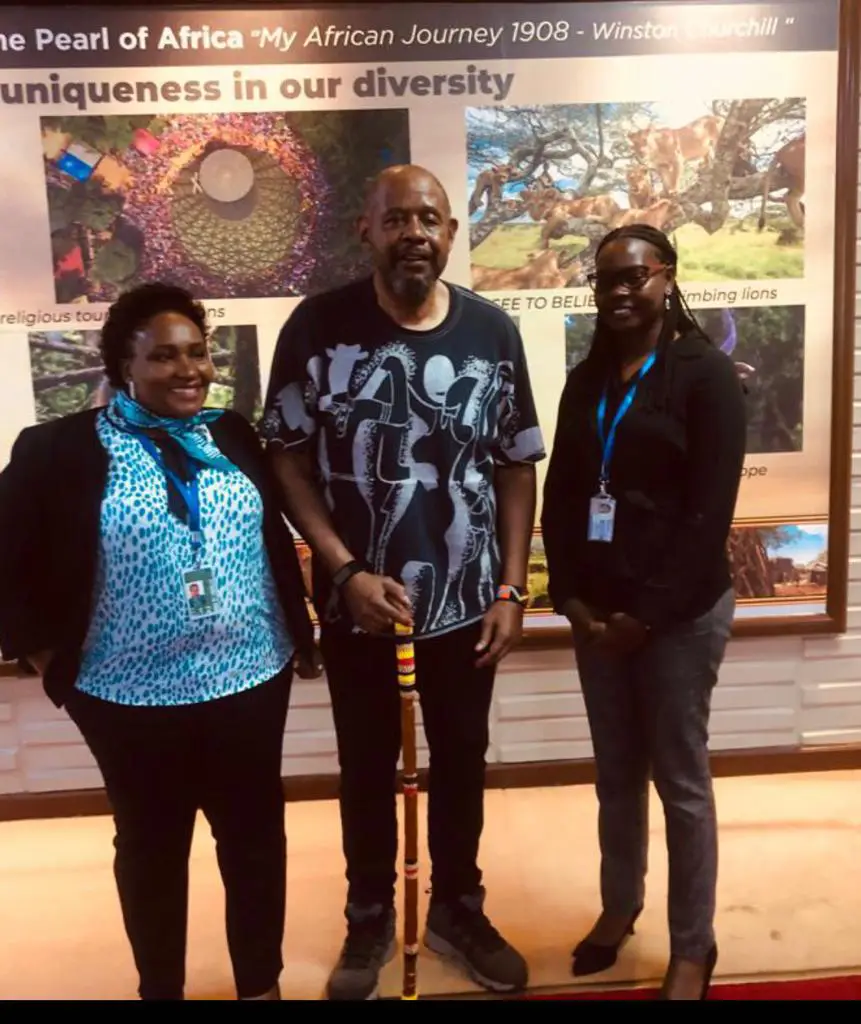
[541,330,747,631]
[0,408,316,707]
[260,275,546,638]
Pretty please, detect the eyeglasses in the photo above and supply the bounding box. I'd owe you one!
[586,264,669,293]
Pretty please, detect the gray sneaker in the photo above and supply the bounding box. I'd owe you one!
[325,904,396,1000]
[424,887,528,993]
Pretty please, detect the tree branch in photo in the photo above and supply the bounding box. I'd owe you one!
[32,367,105,392]
[468,122,600,248]
[28,337,102,359]
[673,99,791,234]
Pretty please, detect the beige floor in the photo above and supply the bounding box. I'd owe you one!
[0,770,860,1000]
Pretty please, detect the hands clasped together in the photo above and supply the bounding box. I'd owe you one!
[563,598,649,656]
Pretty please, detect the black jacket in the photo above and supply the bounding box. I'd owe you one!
[541,332,747,632]
[0,407,316,707]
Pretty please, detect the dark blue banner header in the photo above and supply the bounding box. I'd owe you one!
[0,2,841,70]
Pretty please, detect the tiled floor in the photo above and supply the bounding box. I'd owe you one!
[0,770,859,999]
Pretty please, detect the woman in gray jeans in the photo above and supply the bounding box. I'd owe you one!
[541,224,746,1000]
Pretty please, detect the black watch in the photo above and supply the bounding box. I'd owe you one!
[332,559,365,590]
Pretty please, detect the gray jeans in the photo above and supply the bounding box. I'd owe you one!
[574,588,735,960]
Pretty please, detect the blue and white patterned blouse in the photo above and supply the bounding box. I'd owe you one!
[75,412,294,706]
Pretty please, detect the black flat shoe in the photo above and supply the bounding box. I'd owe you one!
[571,909,642,977]
[658,943,718,1000]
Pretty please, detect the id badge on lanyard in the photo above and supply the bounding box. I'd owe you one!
[588,351,656,544]
[139,437,219,620]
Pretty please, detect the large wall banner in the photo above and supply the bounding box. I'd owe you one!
[0,1,856,641]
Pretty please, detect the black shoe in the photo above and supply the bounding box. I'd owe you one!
[700,944,719,999]
[325,904,397,1000]
[658,943,718,1001]
[424,886,528,993]
[571,908,642,977]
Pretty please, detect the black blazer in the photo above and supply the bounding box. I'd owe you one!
[0,407,316,708]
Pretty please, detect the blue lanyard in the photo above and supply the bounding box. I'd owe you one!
[138,436,203,555]
[596,351,656,490]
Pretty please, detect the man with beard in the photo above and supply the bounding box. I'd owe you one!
[260,165,544,999]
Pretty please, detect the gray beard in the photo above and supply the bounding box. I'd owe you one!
[388,271,434,309]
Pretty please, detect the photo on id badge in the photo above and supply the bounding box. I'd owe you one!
[588,494,616,543]
[183,568,217,619]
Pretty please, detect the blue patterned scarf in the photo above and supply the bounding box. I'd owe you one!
[108,390,235,473]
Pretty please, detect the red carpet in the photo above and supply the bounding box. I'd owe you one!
[524,974,861,1000]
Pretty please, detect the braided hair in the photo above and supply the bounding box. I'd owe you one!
[581,224,710,395]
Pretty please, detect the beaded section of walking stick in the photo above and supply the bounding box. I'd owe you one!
[395,621,419,1001]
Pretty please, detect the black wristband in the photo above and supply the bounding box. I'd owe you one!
[332,559,365,589]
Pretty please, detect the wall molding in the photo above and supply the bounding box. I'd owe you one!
[1,744,858,823]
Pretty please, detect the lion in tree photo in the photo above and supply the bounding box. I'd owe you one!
[465,98,805,291]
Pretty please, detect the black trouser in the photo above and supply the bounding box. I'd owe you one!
[321,621,496,910]
[64,667,293,1000]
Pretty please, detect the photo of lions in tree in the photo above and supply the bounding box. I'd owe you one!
[466,98,805,291]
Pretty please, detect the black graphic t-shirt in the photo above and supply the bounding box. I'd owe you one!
[260,276,545,639]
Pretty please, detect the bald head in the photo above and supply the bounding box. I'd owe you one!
[358,163,458,310]
[363,164,452,218]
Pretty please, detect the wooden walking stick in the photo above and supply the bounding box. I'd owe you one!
[395,621,419,1000]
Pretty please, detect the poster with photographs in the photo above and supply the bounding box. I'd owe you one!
[0,0,850,638]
